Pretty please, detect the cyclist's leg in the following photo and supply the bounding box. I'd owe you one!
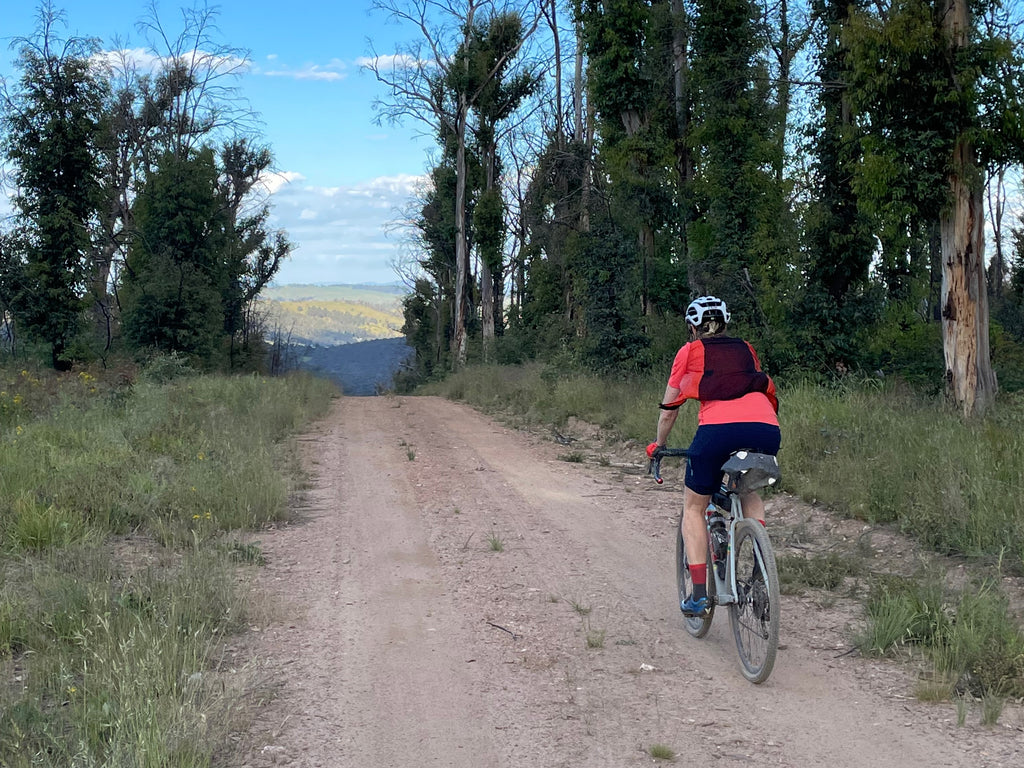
[740,491,765,523]
[681,486,712,613]
[683,426,723,612]
[682,486,711,567]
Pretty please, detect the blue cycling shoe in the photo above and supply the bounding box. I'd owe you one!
[680,595,709,617]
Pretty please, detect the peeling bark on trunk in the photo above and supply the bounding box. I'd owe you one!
[940,0,997,417]
[941,140,997,417]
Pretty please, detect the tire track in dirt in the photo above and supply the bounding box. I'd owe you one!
[231,396,1023,768]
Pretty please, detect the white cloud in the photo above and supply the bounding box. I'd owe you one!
[268,173,427,284]
[259,170,305,196]
[260,59,348,81]
[356,54,433,71]
[93,48,249,76]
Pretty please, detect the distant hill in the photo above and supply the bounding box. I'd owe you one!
[261,283,406,346]
[295,337,414,396]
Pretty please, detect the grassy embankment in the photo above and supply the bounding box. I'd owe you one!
[422,363,1024,715]
[0,361,336,766]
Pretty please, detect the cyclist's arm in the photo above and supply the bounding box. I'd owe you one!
[656,383,682,447]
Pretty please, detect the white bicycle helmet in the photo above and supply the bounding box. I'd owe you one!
[685,295,731,326]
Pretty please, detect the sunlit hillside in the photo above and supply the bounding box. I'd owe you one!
[261,284,406,346]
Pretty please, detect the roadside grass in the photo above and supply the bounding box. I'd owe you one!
[777,551,862,595]
[421,363,1024,713]
[0,362,335,767]
[858,573,1024,700]
[487,530,505,552]
[648,743,676,761]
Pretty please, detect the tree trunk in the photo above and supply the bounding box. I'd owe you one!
[939,0,997,417]
[941,139,997,416]
[574,19,584,141]
[480,258,495,357]
[453,100,471,367]
[550,0,563,149]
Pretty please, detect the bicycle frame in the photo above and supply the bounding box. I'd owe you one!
[708,493,745,606]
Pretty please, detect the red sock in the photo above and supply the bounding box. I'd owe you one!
[689,564,707,585]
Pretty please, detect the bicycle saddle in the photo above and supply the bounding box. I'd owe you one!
[721,451,781,493]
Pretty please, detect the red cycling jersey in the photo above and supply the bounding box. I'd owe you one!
[664,337,779,426]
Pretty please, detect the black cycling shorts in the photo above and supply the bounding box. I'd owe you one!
[685,422,781,495]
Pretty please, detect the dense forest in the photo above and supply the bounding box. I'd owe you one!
[371,0,1024,416]
[0,2,288,372]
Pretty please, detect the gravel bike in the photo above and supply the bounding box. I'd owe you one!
[650,447,782,684]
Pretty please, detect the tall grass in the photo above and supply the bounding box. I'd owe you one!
[0,364,335,766]
[782,382,1024,567]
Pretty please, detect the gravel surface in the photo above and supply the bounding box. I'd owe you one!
[227,395,1024,768]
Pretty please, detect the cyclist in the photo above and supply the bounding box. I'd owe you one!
[647,296,780,617]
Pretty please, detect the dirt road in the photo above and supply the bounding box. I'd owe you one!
[231,396,1023,767]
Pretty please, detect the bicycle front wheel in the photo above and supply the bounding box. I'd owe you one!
[728,519,780,683]
[676,513,715,638]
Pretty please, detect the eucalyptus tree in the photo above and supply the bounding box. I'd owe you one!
[120,147,231,361]
[797,0,877,370]
[1,4,107,368]
[576,0,678,318]
[367,0,541,367]
[687,0,781,329]
[218,138,292,363]
[463,12,541,352]
[845,0,1024,415]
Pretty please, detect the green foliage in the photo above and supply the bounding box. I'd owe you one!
[121,148,231,364]
[862,305,944,392]
[687,0,782,321]
[1,18,106,368]
[571,221,650,371]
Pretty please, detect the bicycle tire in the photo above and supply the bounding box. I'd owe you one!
[675,512,715,638]
[728,519,780,683]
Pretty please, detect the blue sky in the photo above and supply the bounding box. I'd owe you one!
[1,1,438,285]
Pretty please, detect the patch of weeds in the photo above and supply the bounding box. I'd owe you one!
[557,451,585,463]
[955,695,969,727]
[598,455,610,467]
[568,599,591,616]
[487,532,505,552]
[222,540,267,565]
[5,494,92,552]
[778,551,861,594]
[649,744,676,761]
[914,675,954,703]
[858,572,1024,718]
[406,448,416,461]
[614,638,636,646]
[981,692,1006,726]
[584,627,605,649]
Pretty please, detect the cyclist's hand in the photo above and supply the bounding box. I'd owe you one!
[646,442,662,459]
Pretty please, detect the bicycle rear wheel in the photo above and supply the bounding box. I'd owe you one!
[728,519,780,683]
[676,513,715,637]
